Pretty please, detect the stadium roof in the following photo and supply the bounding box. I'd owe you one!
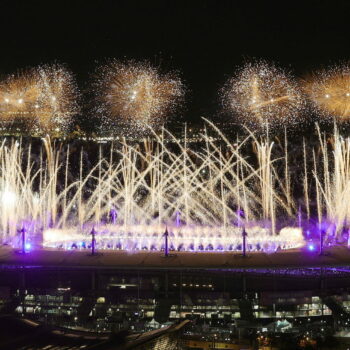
[0,246,350,270]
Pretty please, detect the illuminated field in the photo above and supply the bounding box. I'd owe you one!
[43,225,303,252]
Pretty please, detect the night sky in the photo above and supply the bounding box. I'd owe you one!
[1,0,350,123]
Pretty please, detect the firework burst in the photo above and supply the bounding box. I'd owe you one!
[304,64,350,121]
[94,60,184,132]
[221,61,305,127]
[35,64,80,132]
[0,64,79,134]
[0,71,41,125]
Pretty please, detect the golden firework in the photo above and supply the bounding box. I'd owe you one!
[0,64,79,134]
[35,64,80,132]
[0,71,41,124]
[221,61,305,127]
[304,64,350,120]
[95,60,184,131]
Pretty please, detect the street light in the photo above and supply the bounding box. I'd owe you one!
[242,226,248,258]
[319,229,325,256]
[20,226,27,254]
[90,227,97,255]
[164,226,169,257]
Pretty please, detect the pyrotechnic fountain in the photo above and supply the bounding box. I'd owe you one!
[311,125,350,240]
[0,121,306,253]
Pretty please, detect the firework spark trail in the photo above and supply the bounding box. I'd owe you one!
[94,60,184,133]
[221,61,305,128]
[313,124,350,238]
[0,122,306,252]
[304,64,350,120]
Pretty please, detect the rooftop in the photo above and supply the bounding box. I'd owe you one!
[1,246,350,271]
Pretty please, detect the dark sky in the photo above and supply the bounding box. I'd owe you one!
[0,0,350,122]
